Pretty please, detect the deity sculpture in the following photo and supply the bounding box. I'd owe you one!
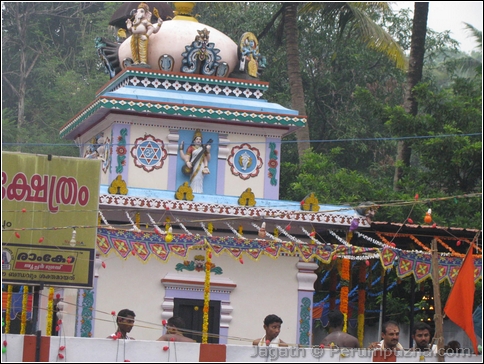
[126,2,163,65]
[238,32,266,78]
[179,130,213,193]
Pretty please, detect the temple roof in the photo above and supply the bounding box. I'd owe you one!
[60,68,306,139]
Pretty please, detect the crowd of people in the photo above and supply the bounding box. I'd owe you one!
[109,308,465,353]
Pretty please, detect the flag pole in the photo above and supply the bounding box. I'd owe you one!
[431,238,445,362]
[443,232,480,355]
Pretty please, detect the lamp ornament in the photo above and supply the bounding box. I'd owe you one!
[424,208,432,224]
[69,229,77,247]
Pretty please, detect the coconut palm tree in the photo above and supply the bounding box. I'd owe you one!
[259,2,407,163]
[451,22,482,78]
[463,22,482,51]
[393,2,428,190]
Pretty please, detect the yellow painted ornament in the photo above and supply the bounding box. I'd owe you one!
[135,212,140,228]
[165,227,173,242]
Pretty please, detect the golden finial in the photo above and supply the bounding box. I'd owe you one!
[173,2,198,22]
[117,28,127,39]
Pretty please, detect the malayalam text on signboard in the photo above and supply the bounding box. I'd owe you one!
[2,152,100,288]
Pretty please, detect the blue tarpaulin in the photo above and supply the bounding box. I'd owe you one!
[473,304,482,338]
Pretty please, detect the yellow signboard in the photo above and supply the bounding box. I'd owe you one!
[2,152,100,288]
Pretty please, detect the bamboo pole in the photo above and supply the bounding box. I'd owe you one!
[202,241,211,343]
[431,239,445,362]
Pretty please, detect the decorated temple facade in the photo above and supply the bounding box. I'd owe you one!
[2,3,482,358]
[53,2,378,346]
[16,1,477,350]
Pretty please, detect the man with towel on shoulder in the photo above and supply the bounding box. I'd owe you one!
[253,314,288,347]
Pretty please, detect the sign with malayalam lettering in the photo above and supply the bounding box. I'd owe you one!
[2,152,100,288]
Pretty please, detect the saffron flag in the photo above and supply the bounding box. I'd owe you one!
[444,246,478,354]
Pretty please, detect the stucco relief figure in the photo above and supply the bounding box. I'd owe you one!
[239,32,265,78]
[126,2,163,65]
[179,130,213,194]
[84,135,106,160]
[181,28,221,75]
[239,151,252,171]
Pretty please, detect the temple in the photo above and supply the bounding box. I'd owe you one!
[2,3,481,360]
[57,1,379,345]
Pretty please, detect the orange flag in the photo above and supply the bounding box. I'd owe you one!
[444,246,478,354]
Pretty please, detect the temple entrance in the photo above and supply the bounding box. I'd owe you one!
[174,297,221,343]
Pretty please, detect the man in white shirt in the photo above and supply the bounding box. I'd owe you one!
[108,308,136,340]
[368,320,404,350]
[409,322,437,353]
[253,314,288,347]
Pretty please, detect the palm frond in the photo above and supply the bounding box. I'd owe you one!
[463,22,482,51]
[349,5,407,70]
[299,2,406,70]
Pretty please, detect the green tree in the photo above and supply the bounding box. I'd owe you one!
[2,2,119,155]
[393,2,429,191]
[439,23,482,82]
[2,3,55,145]
[254,2,407,163]
[209,2,482,228]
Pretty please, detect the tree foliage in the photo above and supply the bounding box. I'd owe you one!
[2,2,120,155]
[2,1,480,224]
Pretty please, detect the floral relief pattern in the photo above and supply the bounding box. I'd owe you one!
[227,143,263,180]
[115,128,128,174]
[130,134,167,172]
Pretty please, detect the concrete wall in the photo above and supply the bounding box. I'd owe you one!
[2,334,481,362]
[34,253,300,344]
[30,250,482,350]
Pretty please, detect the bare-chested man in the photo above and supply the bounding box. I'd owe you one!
[157,316,195,343]
[320,310,360,348]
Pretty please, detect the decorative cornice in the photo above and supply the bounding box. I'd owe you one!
[96,228,379,264]
[96,69,269,98]
[98,194,367,228]
[161,273,236,293]
[296,261,318,291]
[60,97,306,139]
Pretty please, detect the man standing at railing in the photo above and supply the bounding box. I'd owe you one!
[320,310,360,348]
[108,309,136,340]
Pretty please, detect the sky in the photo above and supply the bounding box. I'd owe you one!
[393,1,483,54]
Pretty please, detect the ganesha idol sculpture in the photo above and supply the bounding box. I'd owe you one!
[116,2,238,76]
